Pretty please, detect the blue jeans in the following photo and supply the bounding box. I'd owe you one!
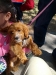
[34,0,56,47]
[13,2,23,21]
[52,48,56,60]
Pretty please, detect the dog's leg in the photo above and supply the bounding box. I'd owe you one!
[28,36,42,56]
[17,49,28,64]
[10,58,21,71]
[30,43,42,56]
[11,45,28,64]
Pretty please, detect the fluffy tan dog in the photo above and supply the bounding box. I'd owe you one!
[8,22,29,72]
[3,22,42,74]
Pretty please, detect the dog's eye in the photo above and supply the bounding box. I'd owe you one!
[18,30,20,32]
[10,31,14,34]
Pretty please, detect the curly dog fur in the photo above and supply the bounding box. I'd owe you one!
[1,22,42,75]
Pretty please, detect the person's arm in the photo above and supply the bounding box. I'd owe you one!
[20,0,34,11]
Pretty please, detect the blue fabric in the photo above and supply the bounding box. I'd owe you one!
[52,48,56,60]
[13,2,23,21]
[34,0,56,47]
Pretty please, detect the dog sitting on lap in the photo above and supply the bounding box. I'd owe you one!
[2,22,42,74]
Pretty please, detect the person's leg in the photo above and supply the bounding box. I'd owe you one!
[13,3,23,21]
[21,56,53,75]
[17,6,23,21]
[52,48,56,61]
[34,0,56,47]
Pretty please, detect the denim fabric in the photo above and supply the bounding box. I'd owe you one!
[52,48,56,60]
[13,2,23,21]
[34,0,56,47]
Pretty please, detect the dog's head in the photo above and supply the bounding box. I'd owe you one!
[8,22,29,43]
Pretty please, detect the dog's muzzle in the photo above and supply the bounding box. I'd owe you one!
[14,36,22,43]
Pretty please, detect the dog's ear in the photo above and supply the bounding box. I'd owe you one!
[8,24,14,34]
[23,24,29,38]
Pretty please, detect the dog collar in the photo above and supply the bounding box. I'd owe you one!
[24,36,29,40]
[22,36,29,47]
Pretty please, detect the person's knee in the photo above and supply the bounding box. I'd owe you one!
[29,56,45,64]
[28,56,53,75]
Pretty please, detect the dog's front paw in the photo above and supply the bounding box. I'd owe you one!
[11,67,19,71]
[36,49,42,56]
[33,49,42,56]
[21,58,28,64]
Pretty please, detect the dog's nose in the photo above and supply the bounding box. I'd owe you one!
[14,37,18,40]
